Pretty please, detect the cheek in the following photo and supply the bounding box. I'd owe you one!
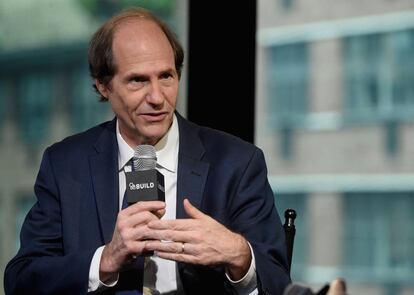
[119,93,142,111]
[109,94,137,118]
[164,87,179,107]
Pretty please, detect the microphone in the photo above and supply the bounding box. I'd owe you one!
[125,145,165,205]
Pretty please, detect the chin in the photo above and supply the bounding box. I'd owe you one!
[142,127,170,143]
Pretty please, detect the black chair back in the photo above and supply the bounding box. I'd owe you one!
[283,208,297,272]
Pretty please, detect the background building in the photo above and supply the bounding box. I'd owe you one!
[256,1,414,294]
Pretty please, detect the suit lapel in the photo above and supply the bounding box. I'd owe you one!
[175,113,209,219]
[175,113,214,290]
[176,156,209,219]
[89,119,119,244]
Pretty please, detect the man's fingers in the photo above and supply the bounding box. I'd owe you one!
[147,218,200,231]
[144,229,192,243]
[118,209,161,229]
[153,252,195,264]
[154,208,166,219]
[145,240,193,254]
[183,198,206,219]
[122,201,166,216]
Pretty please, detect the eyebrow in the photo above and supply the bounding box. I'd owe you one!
[124,67,176,80]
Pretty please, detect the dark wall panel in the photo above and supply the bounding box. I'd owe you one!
[187,2,257,143]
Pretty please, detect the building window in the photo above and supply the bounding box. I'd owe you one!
[268,43,309,127]
[267,43,308,158]
[343,192,414,274]
[344,29,414,122]
[18,73,51,145]
[70,67,111,133]
[280,0,293,10]
[275,192,308,268]
[392,30,414,112]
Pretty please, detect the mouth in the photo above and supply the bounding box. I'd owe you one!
[140,112,169,122]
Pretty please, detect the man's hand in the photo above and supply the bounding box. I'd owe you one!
[99,201,166,282]
[144,199,251,280]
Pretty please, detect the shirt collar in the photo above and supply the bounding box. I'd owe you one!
[116,114,179,173]
[116,122,134,171]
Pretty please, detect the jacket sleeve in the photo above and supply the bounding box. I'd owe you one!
[4,148,95,295]
[228,148,291,295]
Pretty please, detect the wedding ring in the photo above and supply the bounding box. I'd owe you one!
[181,242,185,253]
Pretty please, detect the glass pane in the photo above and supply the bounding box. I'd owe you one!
[344,29,414,120]
[344,34,382,114]
[70,66,111,133]
[343,192,414,270]
[268,43,308,125]
[17,73,51,145]
[391,29,414,110]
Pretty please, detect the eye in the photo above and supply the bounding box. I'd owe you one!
[160,72,173,80]
[130,76,146,83]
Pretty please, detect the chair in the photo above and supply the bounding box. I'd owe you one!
[283,209,347,295]
[283,208,297,272]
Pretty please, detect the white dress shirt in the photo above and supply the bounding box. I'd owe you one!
[88,115,258,294]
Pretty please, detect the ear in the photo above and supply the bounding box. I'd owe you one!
[95,79,110,99]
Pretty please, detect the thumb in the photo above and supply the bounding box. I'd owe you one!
[183,198,206,219]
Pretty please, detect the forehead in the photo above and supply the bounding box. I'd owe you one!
[112,18,174,65]
[113,17,162,40]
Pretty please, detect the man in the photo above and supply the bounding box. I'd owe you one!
[4,8,290,295]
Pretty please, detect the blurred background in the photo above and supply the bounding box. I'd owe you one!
[0,0,413,294]
[257,1,414,294]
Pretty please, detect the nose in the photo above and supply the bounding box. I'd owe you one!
[146,81,164,106]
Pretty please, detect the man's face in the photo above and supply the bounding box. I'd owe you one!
[97,19,179,146]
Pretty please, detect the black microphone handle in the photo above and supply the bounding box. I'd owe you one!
[125,169,165,204]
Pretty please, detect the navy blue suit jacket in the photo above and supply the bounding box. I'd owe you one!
[5,114,290,294]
